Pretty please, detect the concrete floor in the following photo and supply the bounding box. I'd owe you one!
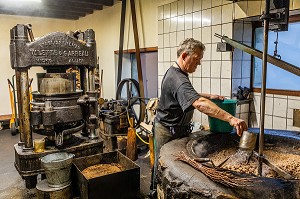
[0,128,151,199]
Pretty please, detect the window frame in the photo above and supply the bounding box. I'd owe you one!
[252,14,300,97]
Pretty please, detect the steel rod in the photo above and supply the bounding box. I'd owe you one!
[258,0,271,176]
[80,67,88,94]
[88,68,95,91]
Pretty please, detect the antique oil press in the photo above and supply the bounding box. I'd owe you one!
[10,24,103,188]
[156,0,300,198]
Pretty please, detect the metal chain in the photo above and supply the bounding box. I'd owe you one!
[273,31,281,60]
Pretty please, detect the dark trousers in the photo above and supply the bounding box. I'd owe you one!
[150,121,190,190]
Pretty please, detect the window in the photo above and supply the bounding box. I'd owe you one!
[253,22,300,91]
[115,50,158,99]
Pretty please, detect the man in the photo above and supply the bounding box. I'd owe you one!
[149,38,248,197]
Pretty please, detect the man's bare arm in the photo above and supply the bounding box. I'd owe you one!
[192,97,247,136]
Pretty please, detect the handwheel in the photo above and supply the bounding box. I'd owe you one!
[116,78,143,128]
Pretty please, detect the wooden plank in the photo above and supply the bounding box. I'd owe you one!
[0,114,11,122]
[114,47,158,54]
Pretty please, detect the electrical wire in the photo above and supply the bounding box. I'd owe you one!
[126,108,149,145]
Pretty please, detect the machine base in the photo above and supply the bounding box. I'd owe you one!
[36,179,72,199]
[14,137,103,189]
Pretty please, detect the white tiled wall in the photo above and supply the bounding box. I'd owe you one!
[157,0,300,131]
[250,93,300,131]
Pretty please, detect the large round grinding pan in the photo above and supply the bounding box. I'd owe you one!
[157,131,300,199]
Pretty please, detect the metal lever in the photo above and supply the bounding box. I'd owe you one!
[214,33,300,77]
[253,151,293,180]
[25,24,34,41]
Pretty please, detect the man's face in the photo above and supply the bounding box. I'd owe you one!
[182,48,203,73]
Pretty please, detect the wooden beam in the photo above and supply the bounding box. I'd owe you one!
[0,8,86,17]
[130,0,145,123]
[2,5,94,15]
[0,0,117,20]
[37,5,94,14]
[114,47,158,54]
[62,0,114,6]
[0,9,80,20]
[41,0,104,10]
[117,0,126,85]
[0,0,104,10]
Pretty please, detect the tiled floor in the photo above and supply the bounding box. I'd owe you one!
[0,128,151,199]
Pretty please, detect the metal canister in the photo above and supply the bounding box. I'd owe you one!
[239,131,257,151]
[34,139,45,153]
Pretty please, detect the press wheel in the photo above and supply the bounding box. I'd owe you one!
[116,78,142,128]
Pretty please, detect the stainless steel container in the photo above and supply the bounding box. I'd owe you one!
[239,131,257,150]
[41,152,75,188]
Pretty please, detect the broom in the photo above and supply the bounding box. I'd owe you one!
[175,151,258,188]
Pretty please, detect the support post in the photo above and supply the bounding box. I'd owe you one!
[258,0,271,176]
[117,0,127,85]
[130,0,145,123]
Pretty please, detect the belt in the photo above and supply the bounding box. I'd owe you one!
[169,124,192,136]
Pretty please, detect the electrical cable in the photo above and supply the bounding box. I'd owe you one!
[126,108,149,145]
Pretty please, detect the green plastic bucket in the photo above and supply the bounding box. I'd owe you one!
[208,99,237,133]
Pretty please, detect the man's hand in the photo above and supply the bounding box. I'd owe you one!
[229,117,248,136]
[210,94,225,101]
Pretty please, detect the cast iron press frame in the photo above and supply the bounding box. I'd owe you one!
[10,24,103,188]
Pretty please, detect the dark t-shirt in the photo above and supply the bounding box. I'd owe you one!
[156,65,201,127]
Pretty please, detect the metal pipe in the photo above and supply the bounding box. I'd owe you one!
[80,67,88,94]
[258,0,271,176]
[19,70,33,149]
[88,68,95,91]
[214,35,300,77]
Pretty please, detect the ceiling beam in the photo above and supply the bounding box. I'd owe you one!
[39,5,94,14]
[0,0,115,20]
[0,1,104,10]
[64,0,114,6]
[0,5,94,15]
[41,0,104,10]
[0,9,81,20]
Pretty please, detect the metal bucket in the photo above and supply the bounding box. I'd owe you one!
[239,131,257,150]
[41,152,75,188]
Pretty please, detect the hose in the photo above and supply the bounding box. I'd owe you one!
[126,108,149,145]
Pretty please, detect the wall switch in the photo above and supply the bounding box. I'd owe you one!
[216,42,233,52]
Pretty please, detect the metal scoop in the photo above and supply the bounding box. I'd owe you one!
[217,131,257,167]
[239,131,257,151]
